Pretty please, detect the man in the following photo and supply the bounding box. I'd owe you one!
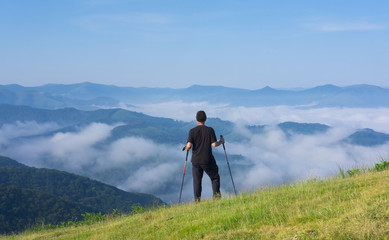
[185,110,224,202]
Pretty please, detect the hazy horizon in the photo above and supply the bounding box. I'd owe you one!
[2,81,389,91]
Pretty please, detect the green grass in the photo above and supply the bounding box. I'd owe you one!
[3,169,389,240]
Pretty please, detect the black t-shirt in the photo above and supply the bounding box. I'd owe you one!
[187,125,217,165]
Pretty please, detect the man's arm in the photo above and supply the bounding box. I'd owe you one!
[184,142,192,151]
[212,136,224,147]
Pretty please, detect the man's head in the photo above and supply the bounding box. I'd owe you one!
[196,110,207,123]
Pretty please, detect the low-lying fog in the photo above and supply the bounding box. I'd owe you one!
[1,103,389,203]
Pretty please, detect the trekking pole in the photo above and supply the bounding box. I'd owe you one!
[178,146,189,204]
[221,135,237,195]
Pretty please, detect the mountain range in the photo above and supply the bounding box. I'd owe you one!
[1,82,389,109]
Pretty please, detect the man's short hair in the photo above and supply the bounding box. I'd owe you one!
[196,111,207,123]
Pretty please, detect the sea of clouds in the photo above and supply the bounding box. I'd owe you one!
[1,103,389,203]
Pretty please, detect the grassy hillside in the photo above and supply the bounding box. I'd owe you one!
[4,168,389,240]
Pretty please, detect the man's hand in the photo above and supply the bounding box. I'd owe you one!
[220,135,225,145]
[212,136,225,147]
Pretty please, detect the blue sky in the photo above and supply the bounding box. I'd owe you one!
[1,0,388,89]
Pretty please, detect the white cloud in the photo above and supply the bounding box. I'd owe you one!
[125,101,389,133]
[49,123,112,157]
[119,162,180,193]
[228,126,389,192]
[103,137,156,165]
[2,123,113,171]
[0,121,59,141]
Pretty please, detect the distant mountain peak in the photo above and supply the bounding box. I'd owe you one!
[345,84,385,92]
[263,86,274,90]
[345,128,389,146]
[257,86,277,92]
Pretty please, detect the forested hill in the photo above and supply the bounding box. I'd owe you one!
[0,184,98,234]
[0,156,164,234]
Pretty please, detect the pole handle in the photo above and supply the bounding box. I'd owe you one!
[220,135,226,150]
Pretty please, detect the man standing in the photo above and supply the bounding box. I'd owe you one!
[185,110,224,202]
